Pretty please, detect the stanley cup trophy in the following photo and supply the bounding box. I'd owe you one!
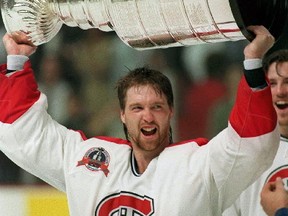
[0,0,287,50]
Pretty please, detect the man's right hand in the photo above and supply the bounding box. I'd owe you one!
[3,31,37,56]
[243,25,275,60]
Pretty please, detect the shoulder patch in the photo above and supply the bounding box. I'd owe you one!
[77,147,110,177]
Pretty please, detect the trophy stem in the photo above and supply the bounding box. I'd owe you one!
[51,0,112,31]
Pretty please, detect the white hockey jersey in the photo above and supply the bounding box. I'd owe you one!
[223,136,288,216]
[0,61,279,216]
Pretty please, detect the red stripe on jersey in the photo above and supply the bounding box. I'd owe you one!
[0,61,41,124]
[74,130,88,141]
[94,136,208,147]
[177,137,209,146]
[95,136,131,146]
[229,76,277,137]
[170,137,209,147]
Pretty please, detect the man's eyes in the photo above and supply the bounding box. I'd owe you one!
[132,106,143,111]
[131,105,162,111]
[153,105,162,109]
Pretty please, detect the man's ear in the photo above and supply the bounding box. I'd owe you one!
[170,107,174,118]
[120,110,125,124]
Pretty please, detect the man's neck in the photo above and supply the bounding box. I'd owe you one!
[280,126,288,139]
[133,150,157,174]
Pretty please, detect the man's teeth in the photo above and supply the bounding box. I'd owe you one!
[276,101,288,109]
[141,127,157,136]
[143,128,155,132]
[276,101,288,105]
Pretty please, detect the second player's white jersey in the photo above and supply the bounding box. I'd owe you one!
[223,136,288,216]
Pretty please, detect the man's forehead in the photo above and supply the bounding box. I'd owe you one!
[127,85,161,94]
[125,85,167,103]
[269,61,288,77]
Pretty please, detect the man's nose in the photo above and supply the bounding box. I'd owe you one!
[276,84,287,96]
[142,109,154,122]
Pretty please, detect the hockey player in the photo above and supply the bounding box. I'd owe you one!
[0,26,278,215]
[223,49,288,216]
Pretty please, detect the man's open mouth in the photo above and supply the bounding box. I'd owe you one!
[141,127,157,136]
[276,101,288,110]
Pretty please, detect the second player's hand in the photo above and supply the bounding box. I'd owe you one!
[3,32,37,56]
[261,177,288,216]
[244,25,275,60]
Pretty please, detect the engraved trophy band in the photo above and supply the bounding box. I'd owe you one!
[1,0,287,50]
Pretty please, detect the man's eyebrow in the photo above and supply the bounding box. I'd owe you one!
[128,102,142,107]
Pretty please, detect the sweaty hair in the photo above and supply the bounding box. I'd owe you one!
[116,66,174,110]
[263,49,288,75]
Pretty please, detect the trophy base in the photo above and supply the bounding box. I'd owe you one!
[230,0,288,42]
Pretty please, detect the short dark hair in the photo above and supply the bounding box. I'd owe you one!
[263,49,288,74]
[116,66,174,110]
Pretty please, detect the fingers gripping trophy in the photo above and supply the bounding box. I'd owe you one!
[0,0,287,50]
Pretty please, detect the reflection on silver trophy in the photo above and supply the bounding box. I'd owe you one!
[0,0,287,50]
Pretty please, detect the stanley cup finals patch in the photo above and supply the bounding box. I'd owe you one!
[77,147,110,177]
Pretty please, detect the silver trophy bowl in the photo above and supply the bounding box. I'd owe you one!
[1,0,287,50]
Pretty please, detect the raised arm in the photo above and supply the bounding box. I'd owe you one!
[230,25,276,137]
[0,32,84,191]
[206,26,279,211]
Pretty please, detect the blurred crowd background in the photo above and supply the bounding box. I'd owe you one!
[0,17,286,185]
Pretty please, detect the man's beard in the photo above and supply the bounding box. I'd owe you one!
[128,127,170,152]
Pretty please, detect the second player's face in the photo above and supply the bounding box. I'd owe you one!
[267,61,288,127]
[120,85,173,156]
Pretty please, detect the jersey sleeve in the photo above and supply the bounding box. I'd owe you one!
[0,61,40,123]
[0,61,84,191]
[203,75,279,211]
[229,76,277,137]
